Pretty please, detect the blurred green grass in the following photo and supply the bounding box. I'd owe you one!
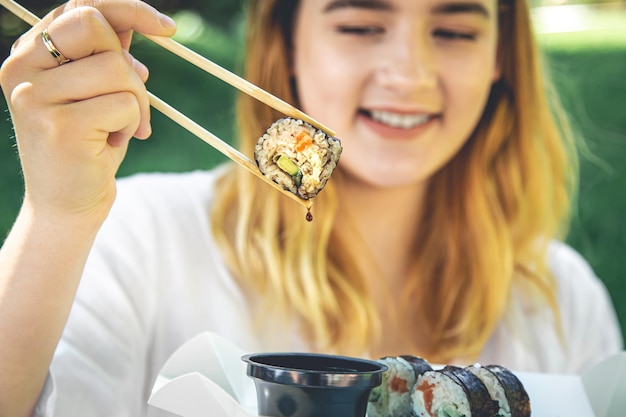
[0,17,624,343]
[538,29,626,344]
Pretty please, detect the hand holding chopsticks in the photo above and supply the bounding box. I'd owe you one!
[0,0,333,209]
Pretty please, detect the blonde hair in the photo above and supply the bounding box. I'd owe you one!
[210,0,577,361]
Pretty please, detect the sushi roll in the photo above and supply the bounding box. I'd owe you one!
[254,117,342,200]
[411,366,496,417]
[368,356,433,417]
[398,355,433,378]
[466,364,531,417]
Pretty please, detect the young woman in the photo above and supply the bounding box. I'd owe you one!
[0,0,622,416]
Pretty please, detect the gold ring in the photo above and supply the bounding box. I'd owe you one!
[41,28,71,65]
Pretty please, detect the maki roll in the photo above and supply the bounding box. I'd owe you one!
[466,364,531,417]
[368,355,432,417]
[254,117,342,200]
[411,366,496,417]
[398,355,433,377]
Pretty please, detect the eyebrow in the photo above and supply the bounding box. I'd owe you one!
[323,0,394,13]
[323,0,491,18]
[432,2,491,18]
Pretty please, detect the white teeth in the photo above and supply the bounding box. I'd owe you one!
[370,110,431,129]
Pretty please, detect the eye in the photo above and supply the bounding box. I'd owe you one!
[336,25,385,36]
[433,29,476,41]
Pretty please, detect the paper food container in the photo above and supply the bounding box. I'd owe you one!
[148,332,626,417]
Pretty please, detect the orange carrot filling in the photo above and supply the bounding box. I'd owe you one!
[295,131,313,152]
[417,380,435,415]
[390,376,409,393]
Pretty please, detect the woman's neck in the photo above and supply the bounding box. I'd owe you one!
[337,175,428,293]
[335,175,430,357]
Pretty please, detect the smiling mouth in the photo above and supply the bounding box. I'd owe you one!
[363,109,435,129]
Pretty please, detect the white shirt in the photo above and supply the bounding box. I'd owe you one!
[35,169,623,417]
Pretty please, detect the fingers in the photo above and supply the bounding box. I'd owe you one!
[61,0,177,38]
[15,0,176,59]
[10,3,172,71]
[3,51,151,141]
[27,9,123,70]
[23,92,142,160]
[65,92,143,151]
[22,50,152,139]
[8,62,144,154]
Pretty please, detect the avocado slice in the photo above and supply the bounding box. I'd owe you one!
[274,155,303,186]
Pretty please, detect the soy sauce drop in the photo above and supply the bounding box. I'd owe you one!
[306,208,313,222]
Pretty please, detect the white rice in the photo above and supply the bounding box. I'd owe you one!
[368,357,420,417]
[412,371,471,417]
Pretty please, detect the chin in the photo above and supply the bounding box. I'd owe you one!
[341,166,428,190]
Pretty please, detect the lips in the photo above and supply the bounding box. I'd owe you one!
[363,109,436,130]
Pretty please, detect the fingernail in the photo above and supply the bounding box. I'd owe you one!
[134,59,149,81]
[159,13,176,29]
[143,123,152,138]
[136,123,152,140]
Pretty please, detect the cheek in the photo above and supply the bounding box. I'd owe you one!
[293,23,368,122]
[441,50,497,118]
[293,39,367,124]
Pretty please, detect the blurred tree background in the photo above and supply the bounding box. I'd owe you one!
[0,0,246,59]
[1,0,625,343]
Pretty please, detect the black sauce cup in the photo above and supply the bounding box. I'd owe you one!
[242,352,387,417]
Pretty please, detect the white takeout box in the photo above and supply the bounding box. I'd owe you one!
[148,332,626,417]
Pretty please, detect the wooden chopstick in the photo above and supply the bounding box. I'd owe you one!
[144,34,336,138]
[0,0,314,209]
[0,0,37,25]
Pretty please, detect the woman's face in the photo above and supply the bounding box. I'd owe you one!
[292,0,501,188]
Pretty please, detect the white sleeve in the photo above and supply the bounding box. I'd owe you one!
[550,241,624,373]
[33,177,161,417]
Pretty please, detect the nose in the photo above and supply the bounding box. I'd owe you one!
[374,33,437,93]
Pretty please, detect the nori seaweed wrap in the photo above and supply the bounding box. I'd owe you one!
[483,365,531,417]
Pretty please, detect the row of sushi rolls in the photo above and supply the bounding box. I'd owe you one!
[367,355,531,417]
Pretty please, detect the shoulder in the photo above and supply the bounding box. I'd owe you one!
[107,166,228,226]
[91,165,231,262]
[547,240,610,313]
[115,166,227,207]
[483,240,622,373]
[547,240,594,281]
[547,240,623,371]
